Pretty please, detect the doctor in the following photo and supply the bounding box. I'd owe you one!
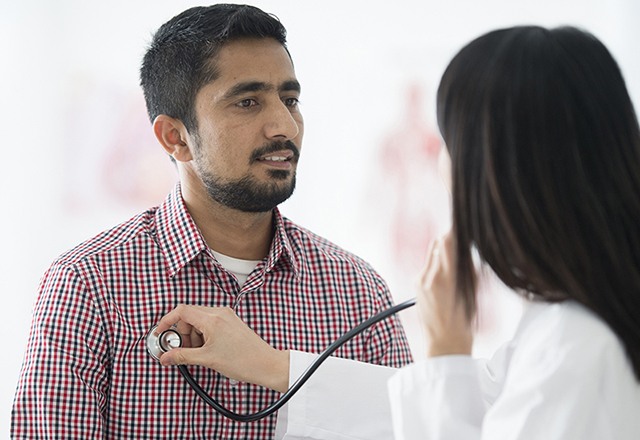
[156,25,640,439]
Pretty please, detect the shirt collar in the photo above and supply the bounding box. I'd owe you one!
[268,208,300,280]
[155,183,300,280]
[155,183,209,278]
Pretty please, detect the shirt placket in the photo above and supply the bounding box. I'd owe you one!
[191,252,252,438]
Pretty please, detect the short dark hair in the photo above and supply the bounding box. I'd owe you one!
[140,4,288,133]
[437,26,640,379]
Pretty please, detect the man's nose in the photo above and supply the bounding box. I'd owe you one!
[264,101,300,140]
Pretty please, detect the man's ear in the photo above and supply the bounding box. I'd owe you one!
[153,115,194,162]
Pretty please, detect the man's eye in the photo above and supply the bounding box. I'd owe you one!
[237,99,257,108]
[284,98,299,108]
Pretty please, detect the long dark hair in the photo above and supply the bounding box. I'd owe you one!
[437,26,640,380]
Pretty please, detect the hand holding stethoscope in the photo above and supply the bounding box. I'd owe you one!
[147,231,469,422]
[150,229,474,395]
[150,291,416,422]
[153,305,291,393]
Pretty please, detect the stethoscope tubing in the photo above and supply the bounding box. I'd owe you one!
[177,297,417,422]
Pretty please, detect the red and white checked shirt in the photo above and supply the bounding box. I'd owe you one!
[12,184,412,439]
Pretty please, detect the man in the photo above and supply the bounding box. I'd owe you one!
[11,4,412,439]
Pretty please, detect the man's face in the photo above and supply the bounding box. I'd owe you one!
[190,37,304,212]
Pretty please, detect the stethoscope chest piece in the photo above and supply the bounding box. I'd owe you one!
[142,298,416,422]
[146,325,182,361]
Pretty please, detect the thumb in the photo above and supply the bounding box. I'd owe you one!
[159,347,208,368]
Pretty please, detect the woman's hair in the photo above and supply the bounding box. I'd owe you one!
[437,25,640,380]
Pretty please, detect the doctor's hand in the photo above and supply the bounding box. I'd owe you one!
[155,305,290,393]
[418,231,474,358]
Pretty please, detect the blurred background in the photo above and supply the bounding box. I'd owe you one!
[2,0,639,433]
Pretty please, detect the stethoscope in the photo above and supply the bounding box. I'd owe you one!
[146,297,416,422]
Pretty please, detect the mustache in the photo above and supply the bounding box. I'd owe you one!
[249,140,300,164]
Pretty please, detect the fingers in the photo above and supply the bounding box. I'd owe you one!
[159,346,208,367]
[416,230,474,357]
[159,348,181,366]
[441,230,455,270]
[154,305,242,364]
[156,304,197,334]
[156,304,221,335]
[419,235,450,293]
[419,238,439,284]
[189,327,204,348]
[155,306,229,367]
[154,306,290,391]
[154,305,231,351]
[421,231,455,280]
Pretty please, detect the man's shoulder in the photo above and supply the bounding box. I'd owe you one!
[283,217,365,261]
[282,217,384,284]
[54,207,159,267]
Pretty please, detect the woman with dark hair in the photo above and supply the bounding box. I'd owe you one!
[153,25,640,439]
[388,25,640,439]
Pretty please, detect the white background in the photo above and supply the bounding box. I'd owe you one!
[2,0,639,435]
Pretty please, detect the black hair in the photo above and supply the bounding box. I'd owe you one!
[140,4,288,133]
[437,26,640,380]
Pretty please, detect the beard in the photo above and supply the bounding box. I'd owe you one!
[196,139,299,213]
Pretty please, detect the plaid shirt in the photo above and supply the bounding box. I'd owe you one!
[12,184,412,439]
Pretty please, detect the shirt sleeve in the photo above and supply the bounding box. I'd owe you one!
[361,281,413,368]
[11,262,110,439]
[275,350,397,440]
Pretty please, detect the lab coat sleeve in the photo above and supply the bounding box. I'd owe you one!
[477,314,610,440]
[387,356,485,440]
[275,350,397,440]
[386,303,622,440]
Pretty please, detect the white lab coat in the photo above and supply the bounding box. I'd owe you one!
[274,352,397,439]
[275,300,640,439]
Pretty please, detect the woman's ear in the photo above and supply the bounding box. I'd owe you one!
[153,115,193,162]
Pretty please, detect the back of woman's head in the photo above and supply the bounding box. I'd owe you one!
[437,26,640,379]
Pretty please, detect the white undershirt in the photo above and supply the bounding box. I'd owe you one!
[211,250,261,287]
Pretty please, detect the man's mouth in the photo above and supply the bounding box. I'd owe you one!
[258,151,294,163]
[255,149,296,170]
[250,140,300,166]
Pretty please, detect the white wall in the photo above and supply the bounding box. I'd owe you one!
[2,0,639,434]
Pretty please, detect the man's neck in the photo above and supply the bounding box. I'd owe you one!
[180,182,274,261]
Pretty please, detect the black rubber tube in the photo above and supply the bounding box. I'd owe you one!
[177,297,417,422]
